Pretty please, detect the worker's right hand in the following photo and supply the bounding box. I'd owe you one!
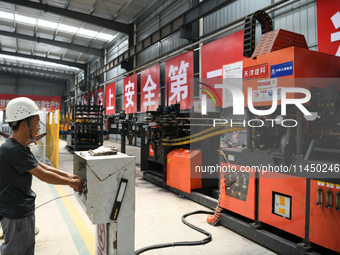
[70,176,85,192]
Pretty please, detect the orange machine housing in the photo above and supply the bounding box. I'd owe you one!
[242,46,340,107]
[220,162,256,220]
[259,172,306,238]
[309,180,340,253]
[166,148,202,193]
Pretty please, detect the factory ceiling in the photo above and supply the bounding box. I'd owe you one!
[0,0,155,83]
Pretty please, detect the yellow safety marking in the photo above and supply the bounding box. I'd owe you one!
[54,185,95,254]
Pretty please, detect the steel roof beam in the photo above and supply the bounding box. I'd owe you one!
[90,0,237,79]
[0,71,67,85]
[0,30,101,56]
[0,64,74,79]
[1,0,129,34]
[0,50,86,70]
[183,0,236,25]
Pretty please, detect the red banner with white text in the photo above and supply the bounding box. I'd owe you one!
[124,74,137,114]
[165,51,193,109]
[317,0,340,56]
[105,82,116,115]
[140,64,160,112]
[0,94,61,112]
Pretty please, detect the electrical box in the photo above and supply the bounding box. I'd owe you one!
[73,151,135,224]
[167,149,202,193]
[309,180,340,253]
[220,161,256,220]
[259,172,306,239]
[74,151,135,255]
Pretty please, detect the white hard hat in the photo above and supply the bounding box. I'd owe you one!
[5,97,43,123]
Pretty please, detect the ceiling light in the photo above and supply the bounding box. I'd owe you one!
[0,11,115,42]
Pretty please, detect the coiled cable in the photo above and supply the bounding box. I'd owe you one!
[135,210,213,255]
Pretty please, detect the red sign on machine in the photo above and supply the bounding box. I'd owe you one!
[317,0,340,56]
[243,63,268,79]
[165,51,193,109]
[124,74,137,114]
[105,82,116,115]
[140,64,160,112]
[0,94,61,112]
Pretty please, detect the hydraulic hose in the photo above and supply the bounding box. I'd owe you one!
[135,210,213,255]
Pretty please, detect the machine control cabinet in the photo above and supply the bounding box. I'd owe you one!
[73,151,135,255]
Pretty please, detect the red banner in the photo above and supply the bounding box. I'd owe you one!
[105,82,116,115]
[201,30,245,79]
[124,74,137,114]
[140,64,160,112]
[165,51,193,109]
[200,30,245,108]
[0,94,61,112]
[317,0,340,56]
[82,93,88,105]
[97,87,104,106]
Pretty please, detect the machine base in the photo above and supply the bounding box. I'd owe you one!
[143,171,338,255]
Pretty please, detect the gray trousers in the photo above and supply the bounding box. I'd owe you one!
[0,214,35,255]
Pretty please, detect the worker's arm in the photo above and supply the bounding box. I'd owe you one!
[38,162,79,180]
[28,166,84,192]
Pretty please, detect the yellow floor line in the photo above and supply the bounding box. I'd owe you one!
[54,185,96,254]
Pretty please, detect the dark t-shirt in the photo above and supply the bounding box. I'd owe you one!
[0,138,39,219]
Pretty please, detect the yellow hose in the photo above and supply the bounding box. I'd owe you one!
[161,127,246,146]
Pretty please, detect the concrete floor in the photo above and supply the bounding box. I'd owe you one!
[0,137,276,255]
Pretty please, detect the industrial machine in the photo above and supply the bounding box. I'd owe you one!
[214,14,340,254]
[67,103,104,151]
[108,110,143,153]
[73,150,135,255]
[106,10,340,254]
[136,11,340,255]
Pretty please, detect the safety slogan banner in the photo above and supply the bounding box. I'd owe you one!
[140,64,160,112]
[0,94,61,112]
[105,82,116,115]
[201,30,245,79]
[97,87,104,106]
[317,0,340,56]
[124,73,137,114]
[165,51,193,109]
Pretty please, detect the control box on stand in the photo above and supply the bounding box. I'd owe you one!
[73,151,135,255]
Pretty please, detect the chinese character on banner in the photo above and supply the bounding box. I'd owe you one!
[83,94,88,106]
[141,64,160,112]
[97,87,104,106]
[105,82,116,115]
[90,92,95,106]
[165,51,193,109]
[124,74,137,114]
[317,0,340,56]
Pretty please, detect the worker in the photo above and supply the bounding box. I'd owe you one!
[0,97,84,255]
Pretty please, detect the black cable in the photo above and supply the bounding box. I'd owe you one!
[135,210,213,255]
[35,194,74,209]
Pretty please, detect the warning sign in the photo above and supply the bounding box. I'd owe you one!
[252,87,282,102]
[257,78,277,89]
